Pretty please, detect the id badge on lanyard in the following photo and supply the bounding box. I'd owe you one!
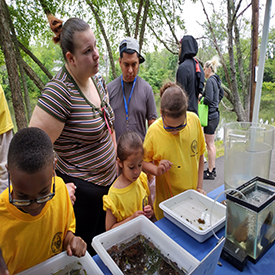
[121,75,137,125]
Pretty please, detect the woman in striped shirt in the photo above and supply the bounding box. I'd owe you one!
[29,15,117,255]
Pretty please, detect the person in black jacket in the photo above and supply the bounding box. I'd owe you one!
[200,56,224,180]
[176,35,204,115]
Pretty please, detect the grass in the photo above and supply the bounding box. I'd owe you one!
[204,140,224,161]
[215,140,225,158]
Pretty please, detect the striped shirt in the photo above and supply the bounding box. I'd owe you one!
[37,66,116,186]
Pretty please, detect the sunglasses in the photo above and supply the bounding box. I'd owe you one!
[162,115,187,132]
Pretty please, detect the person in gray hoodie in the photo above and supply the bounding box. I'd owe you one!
[176,35,204,115]
[200,56,224,180]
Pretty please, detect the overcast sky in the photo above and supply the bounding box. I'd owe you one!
[182,0,275,38]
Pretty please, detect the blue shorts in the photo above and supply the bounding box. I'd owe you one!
[204,116,219,135]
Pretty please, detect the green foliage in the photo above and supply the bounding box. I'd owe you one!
[200,3,228,56]
[139,49,178,95]
[23,39,63,96]
[267,28,275,59]
[105,47,178,99]
[262,82,275,92]
[2,0,275,129]
[0,65,11,100]
[204,140,224,160]
[106,50,121,83]
[9,1,50,45]
[1,37,64,103]
[7,0,89,45]
[263,58,275,82]
[0,51,5,66]
[200,15,253,93]
[147,0,185,52]
[259,83,275,122]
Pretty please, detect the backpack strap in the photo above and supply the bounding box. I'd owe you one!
[193,58,204,97]
[194,58,201,73]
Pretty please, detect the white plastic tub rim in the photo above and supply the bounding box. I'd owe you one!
[159,190,226,241]
[92,215,199,275]
[16,250,103,275]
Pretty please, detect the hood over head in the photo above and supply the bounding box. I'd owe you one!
[179,35,198,64]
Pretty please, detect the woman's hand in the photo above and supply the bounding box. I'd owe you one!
[66,183,76,205]
[64,232,86,257]
[198,93,203,102]
[0,248,9,275]
[156,160,172,176]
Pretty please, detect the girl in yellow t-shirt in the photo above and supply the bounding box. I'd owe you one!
[143,82,206,220]
[103,131,154,230]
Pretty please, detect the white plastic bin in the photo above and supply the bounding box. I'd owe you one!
[92,215,199,274]
[16,251,103,275]
[159,190,226,242]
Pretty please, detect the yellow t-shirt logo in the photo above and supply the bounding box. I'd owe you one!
[51,232,62,253]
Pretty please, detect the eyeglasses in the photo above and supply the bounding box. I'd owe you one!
[8,173,55,207]
[162,115,187,132]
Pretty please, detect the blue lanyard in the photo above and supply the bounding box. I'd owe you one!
[121,75,137,122]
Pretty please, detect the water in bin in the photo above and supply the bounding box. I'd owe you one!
[224,122,275,190]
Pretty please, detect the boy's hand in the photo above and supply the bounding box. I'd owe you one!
[64,231,86,257]
[0,248,9,275]
[156,160,172,176]
[66,236,87,257]
[66,182,76,205]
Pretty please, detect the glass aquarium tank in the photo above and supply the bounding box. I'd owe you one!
[223,122,274,190]
[225,177,275,263]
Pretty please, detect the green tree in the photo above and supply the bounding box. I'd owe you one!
[86,0,185,79]
[139,49,178,94]
[264,59,275,83]
[198,0,265,122]
[264,28,275,82]
[2,0,188,130]
[0,0,27,129]
[2,0,275,129]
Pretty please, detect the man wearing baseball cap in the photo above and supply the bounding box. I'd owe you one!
[107,37,157,141]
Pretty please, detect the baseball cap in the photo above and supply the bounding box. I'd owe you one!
[119,37,145,64]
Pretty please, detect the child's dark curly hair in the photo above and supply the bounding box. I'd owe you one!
[117,131,143,162]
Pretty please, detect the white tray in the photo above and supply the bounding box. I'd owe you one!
[159,189,226,242]
[92,215,199,275]
[16,251,103,275]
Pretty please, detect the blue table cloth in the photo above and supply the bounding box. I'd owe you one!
[93,185,275,274]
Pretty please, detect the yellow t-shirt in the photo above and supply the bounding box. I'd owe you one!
[103,172,149,222]
[0,85,13,135]
[0,176,75,275]
[143,112,206,220]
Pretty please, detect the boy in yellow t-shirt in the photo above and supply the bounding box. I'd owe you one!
[0,84,14,194]
[0,127,86,275]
